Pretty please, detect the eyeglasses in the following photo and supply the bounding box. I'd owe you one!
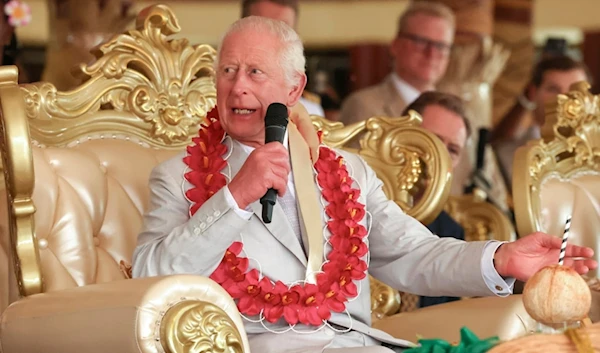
[398,33,452,55]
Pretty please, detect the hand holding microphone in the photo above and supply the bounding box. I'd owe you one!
[228,103,290,221]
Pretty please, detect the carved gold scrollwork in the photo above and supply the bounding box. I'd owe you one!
[358,114,452,225]
[370,275,401,320]
[20,4,217,148]
[310,117,366,150]
[312,112,452,225]
[161,301,245,353]
[0,66,42,296]
[513,82,600,239]
[445,190,516,242]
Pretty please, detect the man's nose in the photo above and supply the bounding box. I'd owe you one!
[232,72,249,95]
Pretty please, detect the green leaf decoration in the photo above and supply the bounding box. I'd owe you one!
[404,327,500,353]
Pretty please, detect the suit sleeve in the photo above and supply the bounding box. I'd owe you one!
[358,157,505,298]
[132,164,249,278]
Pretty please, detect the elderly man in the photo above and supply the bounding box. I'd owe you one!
[132,17,596,353]
[339,2,453,128]
[241,0,325,117]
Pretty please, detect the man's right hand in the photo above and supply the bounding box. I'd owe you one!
[228,142,290,210]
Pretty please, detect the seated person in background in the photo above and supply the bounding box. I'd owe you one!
[132,17,596,353]
[241,0,325,117]
[339,2,454,129]
[401,91,469,308]
[492,55,590,183]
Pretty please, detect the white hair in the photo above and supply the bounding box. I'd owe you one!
[215,16,306,87]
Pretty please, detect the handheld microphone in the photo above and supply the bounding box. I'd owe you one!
[260,103,289,223]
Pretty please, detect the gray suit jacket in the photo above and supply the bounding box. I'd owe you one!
[133,137,499,349]
[339,75,407,126]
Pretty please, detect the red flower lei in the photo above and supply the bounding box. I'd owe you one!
[183,108,368,327]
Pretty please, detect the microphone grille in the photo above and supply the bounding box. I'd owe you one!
[265,103,289,127]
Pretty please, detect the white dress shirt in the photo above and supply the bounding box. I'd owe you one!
[299,96,325,117]
[221,138,514,296]
[390,73,422,106]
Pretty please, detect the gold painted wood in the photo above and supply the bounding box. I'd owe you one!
[161,301,244,353]
[0,67,41,297]
[21,4,216,150]
[446,190,516,243]
[313,111,453,225]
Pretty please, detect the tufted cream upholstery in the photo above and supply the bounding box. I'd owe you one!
[539,173,600,254]
[0,5,250,353]
[30,142,176,291]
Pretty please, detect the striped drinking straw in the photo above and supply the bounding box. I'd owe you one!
[558,217,572,266]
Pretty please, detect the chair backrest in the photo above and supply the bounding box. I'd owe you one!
[513,81,600,277]
[445,190,516,242]
[0,5,216,297]
[311,113,453,319]
[312,113,453,225]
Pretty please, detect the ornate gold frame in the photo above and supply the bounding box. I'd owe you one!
[21,4,216,150]
[1,5,217,297]
[161,301,244,353]
[512,81,600,237]
[446,190,516,242]
[312,112,452,225]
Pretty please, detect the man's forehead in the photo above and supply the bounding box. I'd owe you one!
[219,30,281,57]
[542,68,587,84]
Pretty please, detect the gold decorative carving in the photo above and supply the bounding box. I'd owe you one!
[161,301,245,353]
[312,112,452,225]
[370,276,401,320]
[310,117,366,150]
[513,82,600,238]
[445,189,516,242]
[21,4,216,149]
[0,66,42,296]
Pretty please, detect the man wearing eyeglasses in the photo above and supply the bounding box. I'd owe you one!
[339,2,454,138]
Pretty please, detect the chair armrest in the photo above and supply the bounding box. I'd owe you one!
[0,275,249,353]
[372,295,535,343]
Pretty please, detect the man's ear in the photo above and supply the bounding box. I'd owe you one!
[287,73,307,107]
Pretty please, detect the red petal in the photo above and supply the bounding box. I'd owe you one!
[283,306,299,325]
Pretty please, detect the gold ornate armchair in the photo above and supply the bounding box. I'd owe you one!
[446,190,516,243]
[513,82,600,278]
[0,6,249,353]
[312,112,453,319]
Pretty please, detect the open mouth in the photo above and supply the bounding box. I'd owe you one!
[232,108,256,115]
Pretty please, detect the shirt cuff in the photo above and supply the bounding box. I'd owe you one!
[481,241,515,297]
[223,186,253,220]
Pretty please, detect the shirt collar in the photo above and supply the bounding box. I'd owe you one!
[390,73,421,106]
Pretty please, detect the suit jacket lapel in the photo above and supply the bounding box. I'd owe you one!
[382,75,407,117]
[225,137,308,266]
